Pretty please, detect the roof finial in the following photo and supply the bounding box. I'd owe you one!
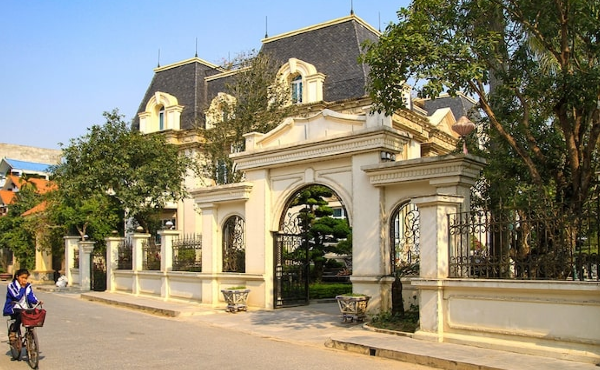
[157,48,161,68]
[265,16,268,38]
[195,38,198,58]
[350,0,354,15]
[378,12,381,32]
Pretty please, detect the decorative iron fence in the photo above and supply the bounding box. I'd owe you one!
[91,250,107,291]
[448,199,600,281]
[142,238,161,270]
[172,234,202,272]
[117,238,133,270]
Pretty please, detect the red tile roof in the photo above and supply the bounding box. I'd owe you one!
[22,201,47,217]
[5,175,56,194]
[0,190,16,205]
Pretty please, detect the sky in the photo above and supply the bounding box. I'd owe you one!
[2,0,411,150]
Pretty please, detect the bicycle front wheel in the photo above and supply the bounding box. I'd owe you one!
[25,328,39,369]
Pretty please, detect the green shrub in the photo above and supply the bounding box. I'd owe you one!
[309,282,352,299]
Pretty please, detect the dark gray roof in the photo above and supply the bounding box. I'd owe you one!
[133,17,379,131]
[132,60,222,130]
[259,16,378,102]
[423,95,479,121]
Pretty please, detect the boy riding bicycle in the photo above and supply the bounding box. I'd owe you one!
[3,269,43,344]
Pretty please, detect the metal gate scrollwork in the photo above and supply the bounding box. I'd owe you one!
[273,212,310,308]
[91,250,107,292]
[223,215,245,273]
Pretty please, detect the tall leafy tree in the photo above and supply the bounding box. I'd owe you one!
[361,0,600,216]
[201,50,296,184]
[0,179,44,269]
[49,109,193,242]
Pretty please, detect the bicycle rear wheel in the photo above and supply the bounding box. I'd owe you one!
[25,328,39,369]
[8,327,21,360]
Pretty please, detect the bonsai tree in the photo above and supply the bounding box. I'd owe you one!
[288,185,352,281]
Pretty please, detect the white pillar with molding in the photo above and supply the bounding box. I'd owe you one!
[105,236,124,293]
[159,229,180,299]
[131,233,150,295]
[78,240,95,291]
[64,236,80,287]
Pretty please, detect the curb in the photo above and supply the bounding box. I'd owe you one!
[324,338,504,370]
[80,294,181,317]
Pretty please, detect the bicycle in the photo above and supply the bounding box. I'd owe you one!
[7,303,44,369]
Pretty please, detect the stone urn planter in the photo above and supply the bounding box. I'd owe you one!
[221,287,251,313]
[335,294,370,323]
[0,272,12,281]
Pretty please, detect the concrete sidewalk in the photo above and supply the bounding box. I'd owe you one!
[45,288,598,370]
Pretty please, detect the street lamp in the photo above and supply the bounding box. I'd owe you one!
[452,116,476,154]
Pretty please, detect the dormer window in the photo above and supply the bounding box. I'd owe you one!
[137,91,183,134]
[206,93,236,130]
[278,58,325,105]
[291,75,303,104]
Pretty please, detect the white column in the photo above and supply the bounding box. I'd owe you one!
[64,236,80,287]
[78,241,95,291]
[197,204,218,305]
[105,236,123,293]
[411,194,463,342]
[244,169,271,309]
[350,152,385,308]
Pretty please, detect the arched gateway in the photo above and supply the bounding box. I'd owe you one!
[191,108,484,311]
[273,184,349,307]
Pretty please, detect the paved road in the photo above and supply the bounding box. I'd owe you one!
[0,291,436,370]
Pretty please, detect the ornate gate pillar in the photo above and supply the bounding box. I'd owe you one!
[350,152,388,309]
[411,194,463,342]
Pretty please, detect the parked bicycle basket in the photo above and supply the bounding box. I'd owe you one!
[21,307,46,327]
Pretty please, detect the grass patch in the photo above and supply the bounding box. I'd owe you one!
[309,282,352,299]
[368,308,420,333]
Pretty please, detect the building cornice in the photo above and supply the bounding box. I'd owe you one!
[262,14,379,44]
[154,57,223,73]
[362,154,486,187]
[232,126,409,171]
[191,183,253,207]
[205,66,250,82]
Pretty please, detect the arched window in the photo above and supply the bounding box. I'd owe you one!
[158,106,165,130]
[138,91,182,134]
[222,215,245,272]
[390,202,420,271]
[277,58,324,105]
[291,74,303,104]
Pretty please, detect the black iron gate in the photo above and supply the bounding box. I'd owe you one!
[90,250,107,291]
[273,231,310,308]
[390,201,420,314]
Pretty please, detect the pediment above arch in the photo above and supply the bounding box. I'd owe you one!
[233,109,410,171]
[145,91,180,111]
[244,109,366,151]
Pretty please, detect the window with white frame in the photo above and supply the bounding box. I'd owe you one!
[158,106,165,130]
[291,74,303,104]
